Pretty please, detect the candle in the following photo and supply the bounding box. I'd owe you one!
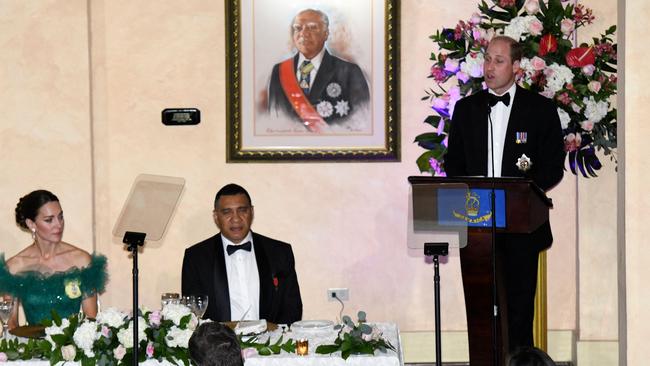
[296,339,309,356]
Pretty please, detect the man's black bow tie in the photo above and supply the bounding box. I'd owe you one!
[227,241,252,255]
[488,93,511,107]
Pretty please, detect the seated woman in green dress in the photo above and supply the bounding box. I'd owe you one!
[0,190,108,327]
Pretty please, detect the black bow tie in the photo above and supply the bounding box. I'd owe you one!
[488,93,511,107]
[226,241,252,255]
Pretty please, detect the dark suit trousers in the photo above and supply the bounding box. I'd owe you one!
[497,233,540,352]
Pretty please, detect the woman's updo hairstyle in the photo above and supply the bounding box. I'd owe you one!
[15,190,59,230]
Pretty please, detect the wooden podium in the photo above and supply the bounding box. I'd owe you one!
[408,176,552,366]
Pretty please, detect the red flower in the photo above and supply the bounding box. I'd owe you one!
[538,34,557,56]
[566,47,595,68]
[273,277,279,289]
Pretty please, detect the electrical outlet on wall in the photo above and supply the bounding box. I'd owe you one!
[327,288,349,302]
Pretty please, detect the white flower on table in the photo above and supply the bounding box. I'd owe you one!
[165,325,193,348]
[73,320,100,357]
[161,303,192,326]
[117,317,147,348]
[61,344,76,361]
[96,307,128,328]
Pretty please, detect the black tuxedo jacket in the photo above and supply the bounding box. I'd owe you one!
[445,86,566,250]
[181,232,302,324]
[268,50,369,124]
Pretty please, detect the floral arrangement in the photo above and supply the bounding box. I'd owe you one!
[315,311,395,360]
[416,0,617,177]
[0,304,198,366]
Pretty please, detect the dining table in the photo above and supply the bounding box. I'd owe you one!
[2,322,403,366]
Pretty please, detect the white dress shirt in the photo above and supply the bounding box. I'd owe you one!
[296,47,326,90]
[222,232,260,321]
[487,83,517,177]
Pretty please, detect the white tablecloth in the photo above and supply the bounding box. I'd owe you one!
[243,322,404,366]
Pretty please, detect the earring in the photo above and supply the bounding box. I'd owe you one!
[31,228,36,240]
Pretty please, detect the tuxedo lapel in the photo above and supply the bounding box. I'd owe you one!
[501,86,527,172]
[253,233,274,320]
[212,234,231,321]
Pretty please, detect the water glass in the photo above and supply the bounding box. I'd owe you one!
[0,298,14,339]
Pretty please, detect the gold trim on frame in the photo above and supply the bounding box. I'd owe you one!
[533,250,548,351]
[225,0,400,162]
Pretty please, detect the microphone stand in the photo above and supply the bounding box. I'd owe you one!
[487,104,500,366]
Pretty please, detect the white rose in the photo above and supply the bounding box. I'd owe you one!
[44,318,71,347]
[460,53,484,78]
[61,345,77,361]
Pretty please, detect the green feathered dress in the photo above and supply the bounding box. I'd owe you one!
[0,254,108,325]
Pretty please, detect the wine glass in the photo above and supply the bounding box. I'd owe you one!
[190,295,209,319]
[0,298,14,339]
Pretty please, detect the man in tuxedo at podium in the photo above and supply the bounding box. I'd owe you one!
[182,183,303,324]
[445,36,566,351]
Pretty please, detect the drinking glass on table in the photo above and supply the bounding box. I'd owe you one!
[0,297,15,339]
[161,293,180,308]
[190,295,209,319]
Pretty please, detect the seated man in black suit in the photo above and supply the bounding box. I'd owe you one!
[182,183,302,324]
[267,8,370,131]
[445,36,565,351]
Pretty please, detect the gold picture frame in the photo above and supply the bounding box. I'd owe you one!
[225,0,400,162]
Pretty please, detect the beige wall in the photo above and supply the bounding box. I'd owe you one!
[1,0,636,363]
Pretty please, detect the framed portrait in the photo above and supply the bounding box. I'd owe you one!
[225,0,400,162]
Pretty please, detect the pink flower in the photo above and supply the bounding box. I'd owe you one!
[581,120,595,131]
[582,64,596,76]
[149,310,162,327]
[564,133,582,152]
[456,71,470,83]
[528,19,544,36]
[588,81,602,93]
[531,56,546,71]
[146,342,155,358]
[101,325,111,338]
[430,66,447,82]
[0,352,7,362]
[560,19,575,35]
[556,92,571,105]
[470,13,482,25]
[432,98,449,110]
[114,345,127,361]
[241,348,259,359]
[524,0,540,14]
[499,0,515,8]
[444,58,460,73]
